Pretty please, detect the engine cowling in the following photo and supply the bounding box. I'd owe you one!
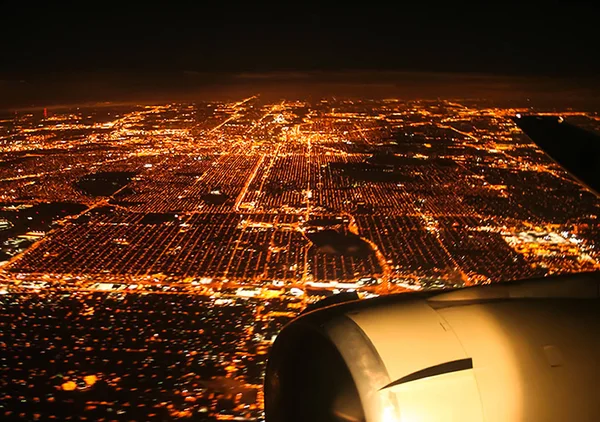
[265,272,600,422]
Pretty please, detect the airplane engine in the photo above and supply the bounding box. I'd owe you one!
[264,272,600,422]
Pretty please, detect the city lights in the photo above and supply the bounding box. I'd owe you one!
[0,97,599,420]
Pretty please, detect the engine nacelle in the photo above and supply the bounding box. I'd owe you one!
[265,272,600,422]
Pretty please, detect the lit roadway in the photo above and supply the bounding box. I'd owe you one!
[206,95,258,134]
[3,277,410,298]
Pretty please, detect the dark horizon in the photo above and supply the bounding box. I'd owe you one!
[2,70,600,112]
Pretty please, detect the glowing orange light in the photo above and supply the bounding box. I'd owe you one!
[61,381,77,391]
[83,375,97,386]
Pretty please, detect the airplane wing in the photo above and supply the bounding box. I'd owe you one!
[513,115,600,195]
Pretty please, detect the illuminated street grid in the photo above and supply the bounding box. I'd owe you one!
[0,98,599,420]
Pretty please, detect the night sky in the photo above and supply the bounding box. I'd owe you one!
[3,2,599,76]
[1,2,599,107]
